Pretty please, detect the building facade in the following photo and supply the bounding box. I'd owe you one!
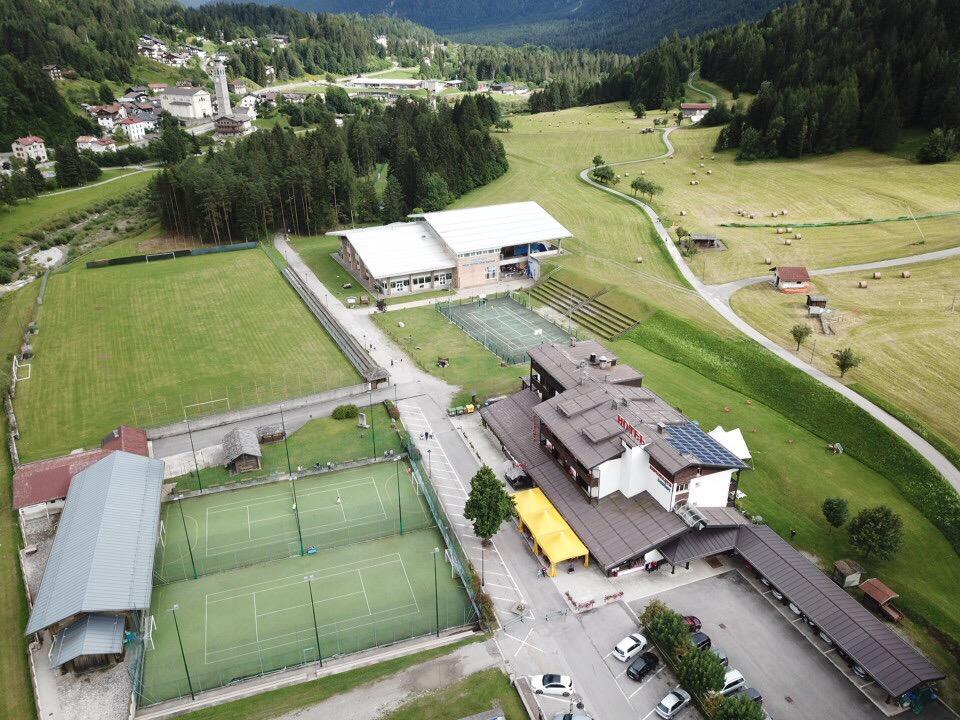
[12,136,47,163]
[160,86,213,121]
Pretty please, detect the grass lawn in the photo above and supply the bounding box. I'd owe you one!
[448,102,728,335]
[0,171,154,247]
[253,114,290,130]
[608,336,960,701]
[731,259,960,455]
[372,306,524,406]
[176,636,481,720]
[173,403,404,491]
[0,283,42,720]
[288,234,373,306]
[381,668,526,720]
[15,247,358,460]
[633,124,960,283]
[368,66,420,79]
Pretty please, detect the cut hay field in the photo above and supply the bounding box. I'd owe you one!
[15,248,358,461]
[448,102,730,334]
[731,258,960,455]
[637,125,960,283]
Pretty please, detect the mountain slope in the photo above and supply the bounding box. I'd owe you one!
[193,0,791,53]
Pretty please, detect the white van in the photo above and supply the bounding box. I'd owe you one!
[719,669,746,696]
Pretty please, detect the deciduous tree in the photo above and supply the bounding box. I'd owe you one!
[821,497,849,529]
[463,465,515,544]
[849,505,903,559]
[790,323,811,351]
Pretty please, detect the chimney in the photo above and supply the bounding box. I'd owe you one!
[657,421,667,434]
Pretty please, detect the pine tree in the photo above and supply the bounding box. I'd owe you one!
[381,175,405,222]
[55,143,84,188]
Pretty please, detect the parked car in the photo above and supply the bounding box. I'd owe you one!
[733,687,763,704]
[505,466,533,490]
[531,674,573,697]
[691,631,711,650]
[717,669,746,696]
[613,633,648,662]
[851,663,868,680]
[655,688,691,719]
[818,631,834,646]
[770,588,784,602]
[711,647,729,667]
[626,651,660,681]
[787,602,801,616]
[683,615,702,632]
[759,576,771,587]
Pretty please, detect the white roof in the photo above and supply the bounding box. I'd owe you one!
[414,201,572,255]
[327,222,454,280]
[708,426,752,461]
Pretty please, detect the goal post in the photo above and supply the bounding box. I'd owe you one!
[181,396,230,421]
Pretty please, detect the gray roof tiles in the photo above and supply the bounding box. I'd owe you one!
[50,614,125,668]
[222,427,262,464]
[529,341,643,391]
[26,452,165,635]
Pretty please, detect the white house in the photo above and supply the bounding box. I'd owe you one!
[160,86,213,120]
[11,136,47,163]
[239,94,259,110]
[76,136,117,154]
[90,103,127,131]
[116,117,147,142]
[680,102,711,122]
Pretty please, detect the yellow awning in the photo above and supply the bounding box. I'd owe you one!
[513,488,589,573]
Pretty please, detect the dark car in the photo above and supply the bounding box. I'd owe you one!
[733,687,763,704]
[626,651,660,681]
[683,615,702,632]
[505,466,533,490]
[691,631,711,650]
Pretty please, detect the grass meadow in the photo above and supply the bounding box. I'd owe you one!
[15,247,358,460]
[0,170,155,247]
[635,124,960,283]
[731,257,960,454]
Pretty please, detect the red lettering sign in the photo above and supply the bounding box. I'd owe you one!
[616,415,644,444]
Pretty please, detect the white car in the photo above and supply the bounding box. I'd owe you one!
[531,674,574,697]
[656,687,691,718]
[613,632,648,661]
[717,669,746,696]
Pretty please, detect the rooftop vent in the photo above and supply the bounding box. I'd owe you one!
[676,502,707,529]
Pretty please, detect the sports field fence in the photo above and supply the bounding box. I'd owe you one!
[435,290,581,365]
[153,459,436,585]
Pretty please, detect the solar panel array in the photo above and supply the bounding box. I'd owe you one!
[665,423,746,469]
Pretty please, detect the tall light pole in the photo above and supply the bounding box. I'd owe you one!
[368,389,377,457]
[304,575,323,666]
[395,459,403,535]
[432,547,441,637]
[185,419,202,492]
[279,405,304,555]
[176,496,198,579]
[171,605,195,700]
[427,448,432,478]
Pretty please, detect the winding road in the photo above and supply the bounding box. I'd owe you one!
[578,90,960,489]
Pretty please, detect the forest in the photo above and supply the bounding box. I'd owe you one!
[530,0,960,160]
[151,95,507,243]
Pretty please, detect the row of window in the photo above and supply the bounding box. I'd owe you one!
[458,249,497,258]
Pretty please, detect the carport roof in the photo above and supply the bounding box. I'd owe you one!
[735,524,943,697]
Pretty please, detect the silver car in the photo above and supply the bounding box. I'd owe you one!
[656,687,691,718]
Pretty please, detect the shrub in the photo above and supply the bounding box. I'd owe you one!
[646,606,691,659]
[677,648,725,695]
[331,404,359,420]
[384,399,400,420]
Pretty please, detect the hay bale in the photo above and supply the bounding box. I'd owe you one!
[784,238,792,246]
[873,271,882,280]
[794,233,802,240]
[641,170,646,175]
[781,209,788,215]
[711,155,716,160]
[699,162,705,167]
[700,154,705,159]
[858,280,868,288]
[635,256,643,263]
[786,226,793,233]
[764,256,772,265]
[680,210,687,216]
[707,170,713,175]
[771,211,778,217]
[749,214,755,219]
[902,270,912,278]
[776,228,785,234]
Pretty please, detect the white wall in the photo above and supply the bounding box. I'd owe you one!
[688,469,733,507]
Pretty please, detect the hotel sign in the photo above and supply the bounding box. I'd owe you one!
[617,415,644,444]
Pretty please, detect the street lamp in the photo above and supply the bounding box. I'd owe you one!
[304,575,323,666]
[185,419,202,492]
[432,547,441,637]
[368,389,377,457]
[395,459,403,535]
[176,496,198,579]
[427,448,432,478]
[170,604,195,700]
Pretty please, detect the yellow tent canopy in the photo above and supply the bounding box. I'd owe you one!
[513,488,589,577]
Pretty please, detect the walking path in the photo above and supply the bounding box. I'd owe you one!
[578,111,960,489]
[41,165,157,197]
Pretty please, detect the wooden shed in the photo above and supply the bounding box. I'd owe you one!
[860,578,903,622]
[832,558,863,588]
[222,427,262,474]
[257,424,285,445]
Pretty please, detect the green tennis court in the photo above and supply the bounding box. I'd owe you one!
[438,294,571,364]
[156,462,434,583]
[141,527,475,704]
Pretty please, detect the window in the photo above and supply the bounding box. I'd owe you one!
[485,266,497,280]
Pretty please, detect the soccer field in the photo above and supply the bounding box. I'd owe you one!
[141,467,475,705]
[156,463,434,583]
[14,248,359,460]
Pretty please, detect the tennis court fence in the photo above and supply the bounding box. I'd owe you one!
[435,291,582,365]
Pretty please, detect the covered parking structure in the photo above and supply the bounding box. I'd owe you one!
[513,487,589,576]
[662,523,944,702]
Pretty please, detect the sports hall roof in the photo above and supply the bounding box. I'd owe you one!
[327,221,454,280]
[413,201,572,255]
[26,452,165,635]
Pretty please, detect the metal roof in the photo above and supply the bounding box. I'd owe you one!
[26,452,165,635]
[327,221,454,280]
[736,524,942,697]
[529,341,643,391]
[222,427,262,464]
[50,614,125,668]
[414,201,572,256]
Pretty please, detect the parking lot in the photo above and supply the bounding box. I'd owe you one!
[630,569,892,720]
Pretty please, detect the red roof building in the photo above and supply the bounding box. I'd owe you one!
[680,102,712,110]
[773,266,811,293]
[14,426,149,509]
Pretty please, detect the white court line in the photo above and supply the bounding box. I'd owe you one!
[205,510,389,555]
[252,593,259,641]
[255,590,366,619]
[397,555,421,614]
[357,569,373,615]
[246,506,252,540]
